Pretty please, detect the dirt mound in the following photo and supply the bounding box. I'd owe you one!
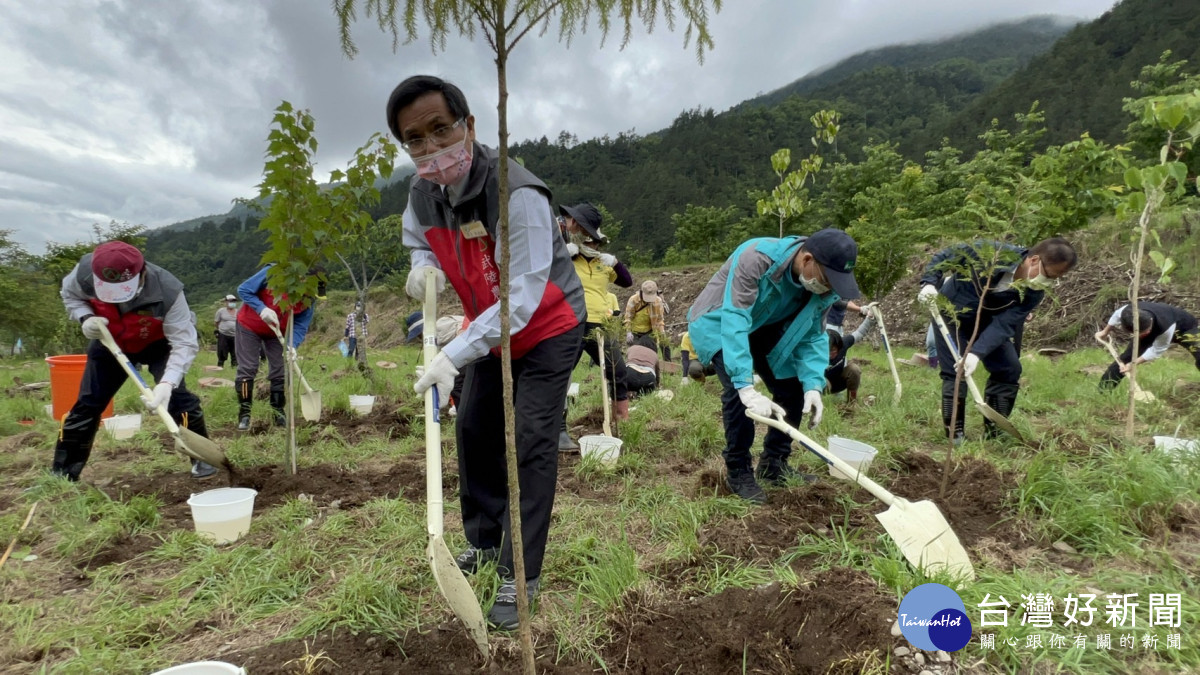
[700,482,875,563]
[606,568,892,674]
[889,452,1028,548]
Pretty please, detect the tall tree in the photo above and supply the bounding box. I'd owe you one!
[333,0,722,668]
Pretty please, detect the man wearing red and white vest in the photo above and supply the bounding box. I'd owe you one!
[233,264,321,431]
[389,75,586,631]
[54,241,216,480]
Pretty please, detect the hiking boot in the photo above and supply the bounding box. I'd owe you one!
[455,545,500,574]
[488,576,539,631]
[725,468,765,504]
[236,414,251,432]
[190,460,218,479]
[756,459,817,488]
[558,430,580,452]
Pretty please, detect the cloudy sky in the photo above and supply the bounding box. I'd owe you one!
[0,0,1118,253]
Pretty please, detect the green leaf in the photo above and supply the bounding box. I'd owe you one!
[1124,167,1143,189]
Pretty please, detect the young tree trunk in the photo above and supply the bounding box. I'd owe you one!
[494,33,536,675]
[1126,194,1155,439]
[285,312,298,475]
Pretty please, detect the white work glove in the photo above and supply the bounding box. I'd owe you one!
[860,302,876,316]
[405,266,446,301]
[81,316,109,340]
[259,307,279,327]
[286,345,298,362]
[917,284,939,305]
[566,243,580,257]
[598,253,617,267]
[626,331,634,345]
[414,352,459,409]
[958,353,980,378]
[141,382,173,412]
[802,390,824,427]
[738,386,786,419]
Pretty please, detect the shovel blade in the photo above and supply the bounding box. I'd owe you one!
[174,427,230,472]
[875,498,975,581]
[978,405,1023,441]
[300,391,321,422]
[428,535,489,658]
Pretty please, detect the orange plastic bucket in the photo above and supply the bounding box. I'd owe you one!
[46,355,115,421]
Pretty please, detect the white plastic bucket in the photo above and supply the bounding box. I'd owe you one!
[186,488,258,544]
[44,403,54,420]
[579,435,622,465]
[1154,436,1199,457]
[150,662,246,675]
[102,414,142,440]
[348,394,375,415]
[826,436,878,481]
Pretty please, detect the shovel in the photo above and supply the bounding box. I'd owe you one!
[268,323,321,422]
[1096,335,1156,402]
[928,308,1025,442]
[422,269,489,658]
[596,330,613,437]
[95,325,231,472]
[747,411,975,580]
[870,304,902,404]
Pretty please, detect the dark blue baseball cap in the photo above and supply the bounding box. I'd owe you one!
[806,228,860,299]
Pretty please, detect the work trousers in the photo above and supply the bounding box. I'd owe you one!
[216,332,237,368]
[52,339,206,481]
[234,324,285,383]
[932,311,1022,403]
[711,320,808,471]
[577,322,628,402]
[456,323,583,581]
[1101,329,1200,388]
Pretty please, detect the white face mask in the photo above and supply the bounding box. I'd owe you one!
[227,302,236,309]
[799,258,831,295]
[1026,259,1054,291]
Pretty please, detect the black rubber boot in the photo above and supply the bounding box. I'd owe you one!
[983,383,1019,440]
[558,411,579,452]
[269,380,286,427]
[52,414,101,482]
[235,378,253,431]
[941,380,966,444]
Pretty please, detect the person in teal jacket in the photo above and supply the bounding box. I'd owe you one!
[687,228,861,503]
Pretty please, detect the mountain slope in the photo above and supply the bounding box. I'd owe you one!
[933,0,1200,148]
[745,16,1077,109]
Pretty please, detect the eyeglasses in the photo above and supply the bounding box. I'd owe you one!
[401,119,466,155]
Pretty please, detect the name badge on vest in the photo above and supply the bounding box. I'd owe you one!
[460,220,488,240]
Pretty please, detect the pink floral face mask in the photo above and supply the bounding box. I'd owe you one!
[414,138,472,186]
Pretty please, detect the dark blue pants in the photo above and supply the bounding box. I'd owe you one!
[932,310,1022,401]
[52,339,207,481]
[456,323,584,581]
[711,321,808,472]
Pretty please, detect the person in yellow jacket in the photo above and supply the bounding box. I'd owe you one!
[558,202,634,450]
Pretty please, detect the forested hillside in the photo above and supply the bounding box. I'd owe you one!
[745,16,1075,107]
[934,0,1200,149]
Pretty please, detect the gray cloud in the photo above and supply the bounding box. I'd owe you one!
[0,0,1116,253]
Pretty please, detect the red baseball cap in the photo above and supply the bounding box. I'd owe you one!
[92,241,145,303]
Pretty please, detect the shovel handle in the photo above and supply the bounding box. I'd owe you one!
[269,323,315,394]
[927,307,988,405]
[423,268,444,537]
[1096,335,1151,396]
[95,325,180,434]
[871,305,902,404]
[747,411,897,507]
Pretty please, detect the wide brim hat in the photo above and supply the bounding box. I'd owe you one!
[558,203,606,244]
